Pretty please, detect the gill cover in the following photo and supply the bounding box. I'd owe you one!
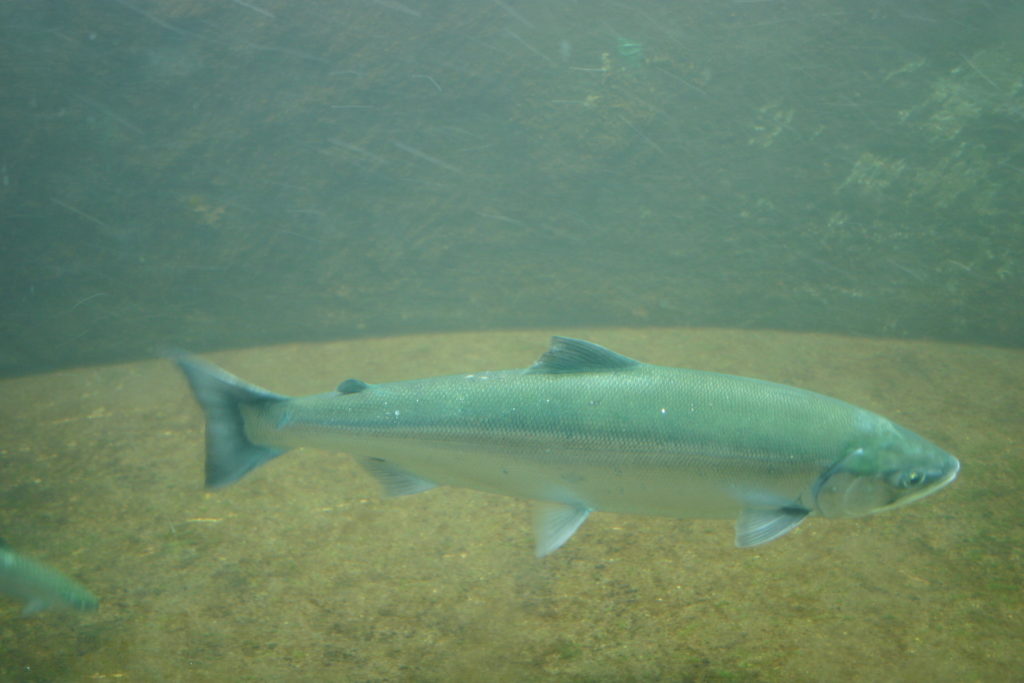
[814,447,895,518]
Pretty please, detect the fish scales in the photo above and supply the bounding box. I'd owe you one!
[245,368,850,512]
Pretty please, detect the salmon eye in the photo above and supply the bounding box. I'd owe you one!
[885,470,924,488]
[901,471,924,487]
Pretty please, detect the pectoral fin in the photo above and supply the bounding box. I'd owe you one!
[735,506,809,547]
[533,502,591,557]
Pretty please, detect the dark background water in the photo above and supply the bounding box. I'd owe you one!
[1,0,1021,376]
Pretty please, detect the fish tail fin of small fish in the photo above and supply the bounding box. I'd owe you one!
[175,355,289,489]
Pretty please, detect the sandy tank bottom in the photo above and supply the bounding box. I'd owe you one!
[0,328,1019,682]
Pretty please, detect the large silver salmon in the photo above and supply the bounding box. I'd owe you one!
[177,337,959,555]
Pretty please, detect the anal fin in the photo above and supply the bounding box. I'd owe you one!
[356,457,438,497]
[533,502,591,557]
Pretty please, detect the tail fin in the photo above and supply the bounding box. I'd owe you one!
[176,355,290,489]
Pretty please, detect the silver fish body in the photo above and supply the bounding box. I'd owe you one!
[0,540,98,615]
[177,337,959,555]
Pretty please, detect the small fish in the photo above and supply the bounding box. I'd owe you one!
[176,337,959,556]
[0,539,98,615]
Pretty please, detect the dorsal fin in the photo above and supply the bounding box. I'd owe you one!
[337,378,370,395]
[527,337,640,375]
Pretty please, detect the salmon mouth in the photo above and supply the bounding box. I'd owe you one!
[936,457,961,490]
